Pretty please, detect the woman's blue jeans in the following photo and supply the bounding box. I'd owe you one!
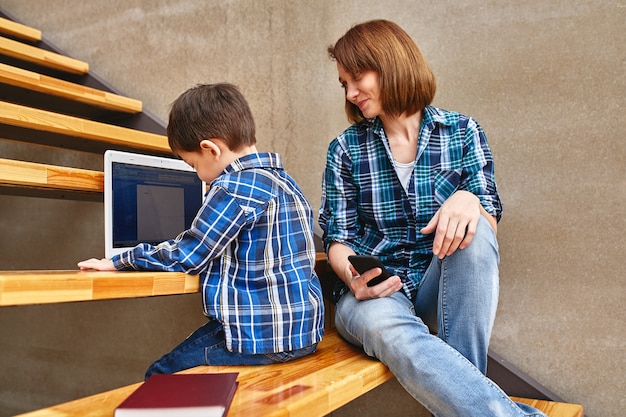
[335,217,546,417]
[144,319,317,379]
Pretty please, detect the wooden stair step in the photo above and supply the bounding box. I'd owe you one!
[0,63,142,113]
[0,270,200,306]
[0,254,327,306]
[0,101,170,153]
[0,16,41,43]
[512,397,584,417]
[12,330,584,417]
[0,36,88,74]
[0,157,103,194]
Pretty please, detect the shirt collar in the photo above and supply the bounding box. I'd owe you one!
[363,117,385,137]
[422,105,455,130]
[223,152,284,175]
[363,105,452,137]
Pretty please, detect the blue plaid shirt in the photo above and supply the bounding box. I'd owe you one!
[319,106,503,300]
[114,152,324,354]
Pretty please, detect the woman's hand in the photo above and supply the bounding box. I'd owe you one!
[420,190,483,259]
[77,258,116,271]
[328,242,403,300]
[346,262,403,300]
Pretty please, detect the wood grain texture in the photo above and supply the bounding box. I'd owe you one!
[513,397,584,417]
[0,270,200,306]
[0,254,326,306]
[0,63,142,113]
[0,36,88,74]
[1,257,584,417]
[0,17,42,42]
[0,101,170,153]
[0,157,103,193]
[13,330,584,417]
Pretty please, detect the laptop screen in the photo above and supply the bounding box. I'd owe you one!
[104,150,205,258]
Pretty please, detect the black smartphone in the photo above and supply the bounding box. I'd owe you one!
[348,255,391,287]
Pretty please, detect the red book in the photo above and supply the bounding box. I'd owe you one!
[115,373,239,417]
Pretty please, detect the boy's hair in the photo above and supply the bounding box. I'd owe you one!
[167,83,256,152]
[328,19,436,124]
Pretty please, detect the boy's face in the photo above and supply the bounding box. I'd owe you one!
[177,140,231,184]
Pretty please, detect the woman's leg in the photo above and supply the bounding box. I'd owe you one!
[335,291,545,416]
[415,215,500,373]
[334,217,546,416]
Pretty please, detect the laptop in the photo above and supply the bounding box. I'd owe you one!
[104,150,206,258]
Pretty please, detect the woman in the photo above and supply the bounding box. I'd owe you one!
[319,19,545,417]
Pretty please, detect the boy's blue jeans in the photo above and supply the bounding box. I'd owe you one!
[335,217,547,417]
[144,319,317,379]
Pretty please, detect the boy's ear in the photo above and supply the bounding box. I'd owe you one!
[199,139,221,158]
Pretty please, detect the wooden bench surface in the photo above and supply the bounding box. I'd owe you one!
[0,16,42,43]
[0,254,328,307]
[512,397,584,417]
[13,329,583,417]
[0,157,103,194]
[13,329,393,417]
[0,101,170,153]
[2,256,583,416]
[0,63,142,113]
[0,36,88,74]
[0,270,199,306]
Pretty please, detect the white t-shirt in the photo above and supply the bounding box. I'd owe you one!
[394,160,415,194]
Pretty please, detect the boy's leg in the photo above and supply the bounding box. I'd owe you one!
[145,319,224,378]
[145,319,316,379]
[415,215,500,373]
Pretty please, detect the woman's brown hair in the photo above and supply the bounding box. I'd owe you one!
[328,20,436,124]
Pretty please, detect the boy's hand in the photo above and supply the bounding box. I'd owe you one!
[77,258,116,271]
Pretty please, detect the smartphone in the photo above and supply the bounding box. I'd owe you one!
[348,255,391,287]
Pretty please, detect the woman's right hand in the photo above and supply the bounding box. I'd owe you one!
[346,263,403,300]
[329,242,403,300]
[339,258,402,300]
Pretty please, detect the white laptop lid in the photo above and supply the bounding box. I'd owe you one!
[104,150,205,258]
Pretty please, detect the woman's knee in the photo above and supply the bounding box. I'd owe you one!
[453,216,499,265]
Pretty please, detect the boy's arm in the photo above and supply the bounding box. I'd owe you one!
[79,187,245,273]
[115,188,246,273]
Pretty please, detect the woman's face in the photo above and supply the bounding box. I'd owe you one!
[337,64,382,119]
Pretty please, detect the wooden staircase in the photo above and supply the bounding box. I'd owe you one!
[0,11,585,417]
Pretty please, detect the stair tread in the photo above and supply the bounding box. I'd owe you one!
[0,270,200,306]
[0,101,170,153]
[0,63,142,113]
[0,16,41,42]
[0,36,88,74]
[0,157,103,193]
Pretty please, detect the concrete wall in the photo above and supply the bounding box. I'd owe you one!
[0,1,623,416]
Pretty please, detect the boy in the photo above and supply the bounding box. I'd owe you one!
[79,83,324,378]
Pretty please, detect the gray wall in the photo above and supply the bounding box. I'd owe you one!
[0,1,624,416]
